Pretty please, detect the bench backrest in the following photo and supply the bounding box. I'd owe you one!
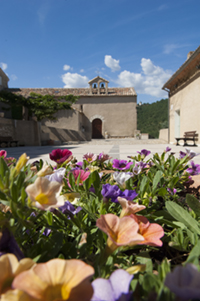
[184,131,198,138]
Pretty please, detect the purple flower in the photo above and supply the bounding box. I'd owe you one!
[49,148,72,164]
[137,149,151,158]
[42,228,51,236]
[0,228,24,260]
[45,167,66,183]
[186,161,200,175]
[167,188,177,195]
[101,184,122,203]
[91,269,133,301]
[132,161,147,175]
[165,264,200,300]
[112,159,133,171]
[165,147,171,152]
[76,161,83,168]
[180,148,200,160]
[121,189,138,200]
[59,201,82,218]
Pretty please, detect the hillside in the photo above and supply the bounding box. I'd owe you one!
[137,98,168,138]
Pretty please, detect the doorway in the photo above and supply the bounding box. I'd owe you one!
[92,118,102,138]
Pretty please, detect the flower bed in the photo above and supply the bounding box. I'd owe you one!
[0,147,200,300]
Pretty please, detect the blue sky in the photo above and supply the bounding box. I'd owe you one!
[1,0,200,103]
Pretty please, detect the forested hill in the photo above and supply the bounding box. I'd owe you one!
[137,98,168,138]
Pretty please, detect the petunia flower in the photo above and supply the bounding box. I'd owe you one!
[70,169,90,185]
[113,171,133,187]
[121,189,138,201]
[14,153,29,175]
[112,159,133,171]
[118,197,146,218]
[91,269,133,301]
[45,167,66,183]
[59,201,82,218]
[130,215,164,247]
[165,264,200,300]
[25,177,65,210]
[186,161,200,175]
[0,253,34,295]
[0,150,7,158]
[137,149,151,158]
[101,184,121,203]
[98,152,112,163]
[132,161,147,175]
[179,148,200,160]
[49,148,72,164]
[165,147,171,152]
[83,152,97,163]
[12,258,94,301]
[96,214,144,253]
[37,162,53,177]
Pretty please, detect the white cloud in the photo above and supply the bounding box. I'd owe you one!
[63,64,71,71]
[37,1,50,26]
[61,72,89,88]
[163,44,185,54]
[117,58,172,98]
[10,74,18,81]
[0,62,8,71]
[80,69,84,73]
[104,55,121,72]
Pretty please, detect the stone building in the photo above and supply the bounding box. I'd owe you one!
[162,46,200,145]
[7,76,137,144]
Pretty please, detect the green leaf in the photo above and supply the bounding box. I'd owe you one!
[166,201,200,235]
[152,170,163,192]
[139,176,149,197]
[186,240,200,263]
[0,157,9,178]
[186,194,200,217]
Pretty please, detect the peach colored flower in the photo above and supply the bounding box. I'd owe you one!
[25,177,65,210]
[14,153,29,175]
[12,258,94,301]
[96,214,144,253]
[118,197,146,218]
[37,162,53,177]
[0,254,34,295]
[131,215,164,247]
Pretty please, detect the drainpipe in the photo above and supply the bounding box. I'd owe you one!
[163,88,170,144]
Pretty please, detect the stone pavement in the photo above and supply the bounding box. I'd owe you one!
[4,138,200,165]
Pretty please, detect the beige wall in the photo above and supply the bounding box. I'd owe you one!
[169,75,200,144]
[41,95,137,141]
[159,128,168,142]
[74,95,137,138]
[0,69,9,90]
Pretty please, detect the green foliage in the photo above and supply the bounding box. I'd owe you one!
[0,91,78,121]
[137,98,168,138]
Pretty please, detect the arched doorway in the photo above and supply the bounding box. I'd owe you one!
[92,118,102,138]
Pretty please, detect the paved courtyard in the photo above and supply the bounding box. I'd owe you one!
[4,138,200,165]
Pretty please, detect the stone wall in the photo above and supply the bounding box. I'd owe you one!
[0,118,40,146]
[159,128,169,142]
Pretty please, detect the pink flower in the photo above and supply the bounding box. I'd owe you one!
[49,149,72,164]
[70,170,90,185]
[0,150,7,158]
[131,215,164,247]
[83,152,97,163]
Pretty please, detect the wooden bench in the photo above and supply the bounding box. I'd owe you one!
[0,136,19,148]
[176,131,198,146]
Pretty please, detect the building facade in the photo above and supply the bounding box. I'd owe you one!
[162,46,200,145]
[7,76,137,143]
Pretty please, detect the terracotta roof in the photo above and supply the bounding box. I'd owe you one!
[162,45,200,91]
[7,87,137,97]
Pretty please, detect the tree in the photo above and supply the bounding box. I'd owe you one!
[0,91,78,121]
